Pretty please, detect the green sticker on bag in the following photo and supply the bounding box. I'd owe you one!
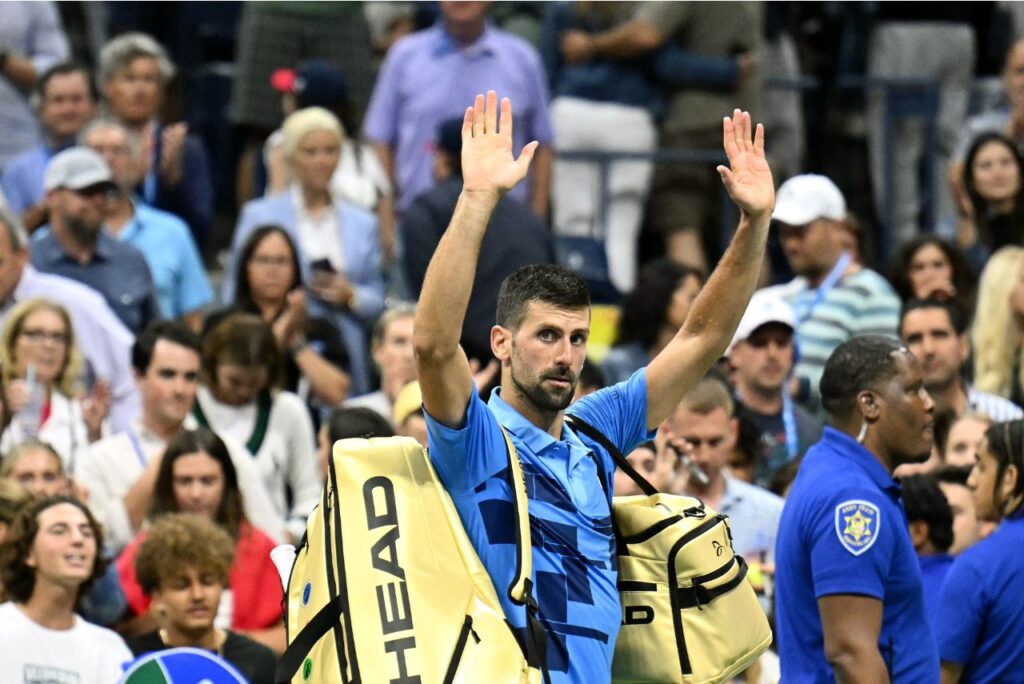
[303,657,313,680]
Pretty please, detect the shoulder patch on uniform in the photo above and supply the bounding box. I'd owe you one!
[834,499,881,556]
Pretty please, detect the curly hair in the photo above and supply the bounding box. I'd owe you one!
[0,298,82,396]
[134,513,235,596]
[0,495,106,606]
[972,246,1024,399]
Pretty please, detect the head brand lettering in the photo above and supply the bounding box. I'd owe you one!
[834,499,881,556]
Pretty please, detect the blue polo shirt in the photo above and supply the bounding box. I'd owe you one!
[936,509,1024,682]
[774,427,938,682]
[425,369,652,684]
[918,554,953,641]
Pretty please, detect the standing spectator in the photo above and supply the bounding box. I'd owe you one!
[226,107,385,396]
[602,259,703,386]
[33,147,159,334]
[938,420,1024,682]
[890,235,975,308]
[98,33,213,246]
[972,246,1024,405]
[343,305,416,426]
[901,474,955,642]
[363,1,554,216]
[81,119,213,328]
[774,336,938,681]
[0,496,132,680]
[957,131,1024,271]
[900,298,1023,421]
[558,1,761,271]
[127,514,277,683]
[768,174,901,408]
[0,1,69,169]
[0,206,139,431]
[116,428,285,653]
[77,321,285,552]
[195,314,320,543]
[727,291,822,487]
[206,225,350,407]
[401,118,554,363]
[1,63,96,233]
[0,298,109,469]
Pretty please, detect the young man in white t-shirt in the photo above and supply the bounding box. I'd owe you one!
[0,495,132,682]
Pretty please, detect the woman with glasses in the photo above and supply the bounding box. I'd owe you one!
[0,298,109,468]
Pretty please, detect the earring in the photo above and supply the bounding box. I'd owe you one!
[856,420,869,444]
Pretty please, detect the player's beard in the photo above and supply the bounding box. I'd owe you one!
[509,351,577,412]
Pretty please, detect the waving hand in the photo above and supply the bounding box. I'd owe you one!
[460,90,539,202]
[716,109,775,219]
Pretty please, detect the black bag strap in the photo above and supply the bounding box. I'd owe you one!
[675,556,750,610]
[565,414,658,496]
[275,595,346,683]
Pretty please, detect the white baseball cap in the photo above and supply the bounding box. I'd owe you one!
[771,174,846,226]
[728,290,796,355]
[43,147,115,193]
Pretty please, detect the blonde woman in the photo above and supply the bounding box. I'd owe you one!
[224,106,385,396]
[972,246,1024,404]
[0,298,110,469]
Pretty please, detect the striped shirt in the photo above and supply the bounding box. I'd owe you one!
[769,268,901,404]
[966,385,1024,422]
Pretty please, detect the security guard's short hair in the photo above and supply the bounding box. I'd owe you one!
[819,335,907,418]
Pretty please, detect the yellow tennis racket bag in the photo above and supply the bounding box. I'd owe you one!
[275,432,548,684]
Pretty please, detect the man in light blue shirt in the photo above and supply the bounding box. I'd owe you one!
[82,119,212,326]
[415,93,775,682]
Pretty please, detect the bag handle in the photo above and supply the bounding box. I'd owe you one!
[564,414,659,497]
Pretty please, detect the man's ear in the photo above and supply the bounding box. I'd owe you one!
[908,520,930,552]
[958,333,970,363]
[857,390,881,422]
[491,325,512,363]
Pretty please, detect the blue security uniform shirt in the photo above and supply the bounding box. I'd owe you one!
[774,427,938,682]
[425,369,653,684]
[937,509,1024,682]
[918,554,953,641]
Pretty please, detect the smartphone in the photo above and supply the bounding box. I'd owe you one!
[310,258,336,274]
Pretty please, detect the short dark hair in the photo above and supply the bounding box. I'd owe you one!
[934,464,972,487]
[35,62,97,103]
[495,264,590,330]
[324,407,395,443]
[819,335,907,418]
[615,259,703,350]
[151,428,244,539]
[578,362,606,393]
[901,474,954,552]
[233,225,303,312]
[0,495,107,605]
[983,420,1024,515]
[899,298,967,336]
[132,320,202,374]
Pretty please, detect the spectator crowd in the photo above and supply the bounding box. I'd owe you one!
[0,1,1023,682]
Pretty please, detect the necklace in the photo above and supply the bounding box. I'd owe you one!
[159,627,226,656]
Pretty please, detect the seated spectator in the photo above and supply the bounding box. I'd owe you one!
[392,380,427,448]
[612,440,678,497]
[1,63,96,233]
[0,496,132,679]
[726,291,822,487]
[901,474,955,640]
[226,107,385,396]
[944,412,992,469]
[602,259,702,386]
[195,315,320,543]
[266,59,395,261]
[0,298,109,468]
[1,440,72,499]
[401,118,554,362]
[127,514,277,683]
[935,465,984,556]
[317,406,394,479]
[206,225,350,407]
[343,304,416,425]
[98,33,213,246]
[972,246,1024,404]
[0,479,30,545]
[938,420,1024,682]
[116,428,284,653]
[81,119,213,328]
[890,236,975,310]
[901,298,1023,420]
[0,206,139,432]
[77,321,284,552]
[956,132,1024,270]
[33,147,159,334]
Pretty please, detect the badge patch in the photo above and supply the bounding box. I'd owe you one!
[834,500,881,556]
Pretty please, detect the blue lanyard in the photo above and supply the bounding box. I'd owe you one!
[794,252,852,324]
[127,430,146,468]
[781,392,799,460]
[142,126,162,204]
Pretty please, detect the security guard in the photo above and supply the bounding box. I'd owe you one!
[775,335,939,682]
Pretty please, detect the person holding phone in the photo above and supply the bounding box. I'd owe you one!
[224,107,385,395]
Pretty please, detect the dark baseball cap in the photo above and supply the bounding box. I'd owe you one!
[271,59,349,110]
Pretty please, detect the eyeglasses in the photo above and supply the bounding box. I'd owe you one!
[249,255,292,269]
[19,328,69,345]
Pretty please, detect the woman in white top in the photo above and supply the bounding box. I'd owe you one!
[0,495,132,679]
[195,313,321,542]
[0,298,109,470]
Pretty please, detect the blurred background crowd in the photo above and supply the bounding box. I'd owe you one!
[0,1,1023,681]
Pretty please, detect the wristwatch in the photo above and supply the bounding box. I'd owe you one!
[288,335,309,357]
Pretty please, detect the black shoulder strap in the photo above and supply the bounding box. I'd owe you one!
[565,414,658,496]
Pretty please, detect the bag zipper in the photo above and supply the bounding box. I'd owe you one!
[442,615,479,684]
